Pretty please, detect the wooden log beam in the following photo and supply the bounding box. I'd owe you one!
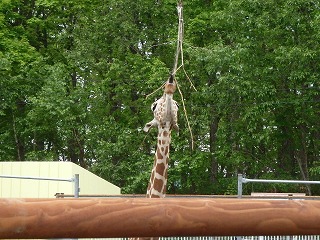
[1,198,320,238]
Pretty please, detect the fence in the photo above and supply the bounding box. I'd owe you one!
[237,174,320,198]
[0,174,80,198]
[1,198,320,238]
[81,236,320,240]
[162,237,320,240]
[84,237,320,240]
[2,174,320,239]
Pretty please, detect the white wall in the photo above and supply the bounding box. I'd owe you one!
[0,161,120,198]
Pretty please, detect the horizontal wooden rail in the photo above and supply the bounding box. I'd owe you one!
[1,198,320,238]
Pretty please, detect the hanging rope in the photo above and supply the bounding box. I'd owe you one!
[172,0,183,78]
[146,0,196,150]
[170,1,196,91]
[171,0,195,150]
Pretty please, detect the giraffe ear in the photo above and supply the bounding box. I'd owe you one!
[143,120,157,132]
[151,102,157,112]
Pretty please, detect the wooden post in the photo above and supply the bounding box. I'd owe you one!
[1,198,320,238]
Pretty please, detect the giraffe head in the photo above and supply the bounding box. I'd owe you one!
[143,78,179,133]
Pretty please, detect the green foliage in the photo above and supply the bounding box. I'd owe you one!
[1,0,319,195]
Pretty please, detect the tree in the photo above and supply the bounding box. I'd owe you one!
[185,0,320,194]
[1,0,319,195]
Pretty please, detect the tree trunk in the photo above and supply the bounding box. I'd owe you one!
[295,124,311,195]
[210,115,220,182]
[12,113,25,161]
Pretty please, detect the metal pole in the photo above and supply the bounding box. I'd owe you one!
[74,174,80,198]
[237,174,243,198]
[242,177,320,185]
[0,175,73,182]
[72,173,80,240]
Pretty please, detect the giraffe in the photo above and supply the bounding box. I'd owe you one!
[129,79,178,240]
[144,76,179,198]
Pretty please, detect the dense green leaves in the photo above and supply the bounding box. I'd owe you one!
[1,0,319,195]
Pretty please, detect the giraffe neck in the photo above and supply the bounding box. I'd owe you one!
[146,125,171,198]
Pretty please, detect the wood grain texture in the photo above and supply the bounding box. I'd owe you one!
[1,198,320,238]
